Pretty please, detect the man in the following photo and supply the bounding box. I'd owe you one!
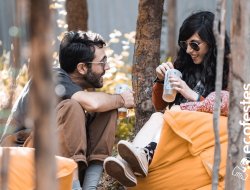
[0,31,135,189]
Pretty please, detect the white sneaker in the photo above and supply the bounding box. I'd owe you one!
[103,156,137,187]
[118,140,149,177]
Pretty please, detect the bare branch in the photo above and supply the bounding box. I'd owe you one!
[212,0,226,189]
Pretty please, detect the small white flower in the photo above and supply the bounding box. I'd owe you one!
[109,38,119,43]
[121,51,129,57]
[122,45,130,50]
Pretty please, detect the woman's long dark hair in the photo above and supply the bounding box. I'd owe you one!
[174,11,230,104]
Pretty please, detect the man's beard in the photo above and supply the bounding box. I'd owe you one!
[83,68,105,88]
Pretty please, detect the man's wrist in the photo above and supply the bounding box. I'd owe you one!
[119,94,125,107]
[115,94,125,108]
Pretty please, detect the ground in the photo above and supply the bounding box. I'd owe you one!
[98,173,126,190]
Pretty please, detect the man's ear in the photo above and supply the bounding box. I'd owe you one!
[76,62,88,75]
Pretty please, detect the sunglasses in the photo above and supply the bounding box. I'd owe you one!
[179,41,203,51]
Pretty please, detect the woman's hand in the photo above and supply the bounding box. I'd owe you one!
[156,62,174,81]
[169,76,199,101]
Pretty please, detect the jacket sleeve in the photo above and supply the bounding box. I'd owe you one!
[152,83,168,111]
[180,91,229,116]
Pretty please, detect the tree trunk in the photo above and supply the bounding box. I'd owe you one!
[132,0,164,132]
[0,148,10,190]
[212,0,226,189]
[166,0,176,58]
[29,0,57,190]
[66,0,88,31]
[225,0,250,189]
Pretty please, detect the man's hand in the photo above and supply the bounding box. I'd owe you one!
[120,90,135,109]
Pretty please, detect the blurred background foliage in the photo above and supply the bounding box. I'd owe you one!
[102,29,136,142]
[0,51,28,108]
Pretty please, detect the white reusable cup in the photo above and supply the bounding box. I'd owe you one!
[115,84,130,118]
[162,69,182,102]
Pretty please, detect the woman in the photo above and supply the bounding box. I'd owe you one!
[153,10,229,111]
[104,11,230,189]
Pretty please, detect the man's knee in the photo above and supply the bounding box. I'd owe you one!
[57,99,83,113]
[56,99,86,137]
[57,99,85,121]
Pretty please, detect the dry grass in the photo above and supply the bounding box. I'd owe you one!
[97,172,126,190]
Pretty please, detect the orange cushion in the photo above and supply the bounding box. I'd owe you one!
[130,111,228,190]
[0,147,77,190]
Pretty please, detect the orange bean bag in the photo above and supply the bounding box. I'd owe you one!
[129,110,241,190]
[0,147,77,190]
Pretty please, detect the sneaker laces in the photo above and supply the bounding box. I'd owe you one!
[134,146,151,163]
[142,147,151,163]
